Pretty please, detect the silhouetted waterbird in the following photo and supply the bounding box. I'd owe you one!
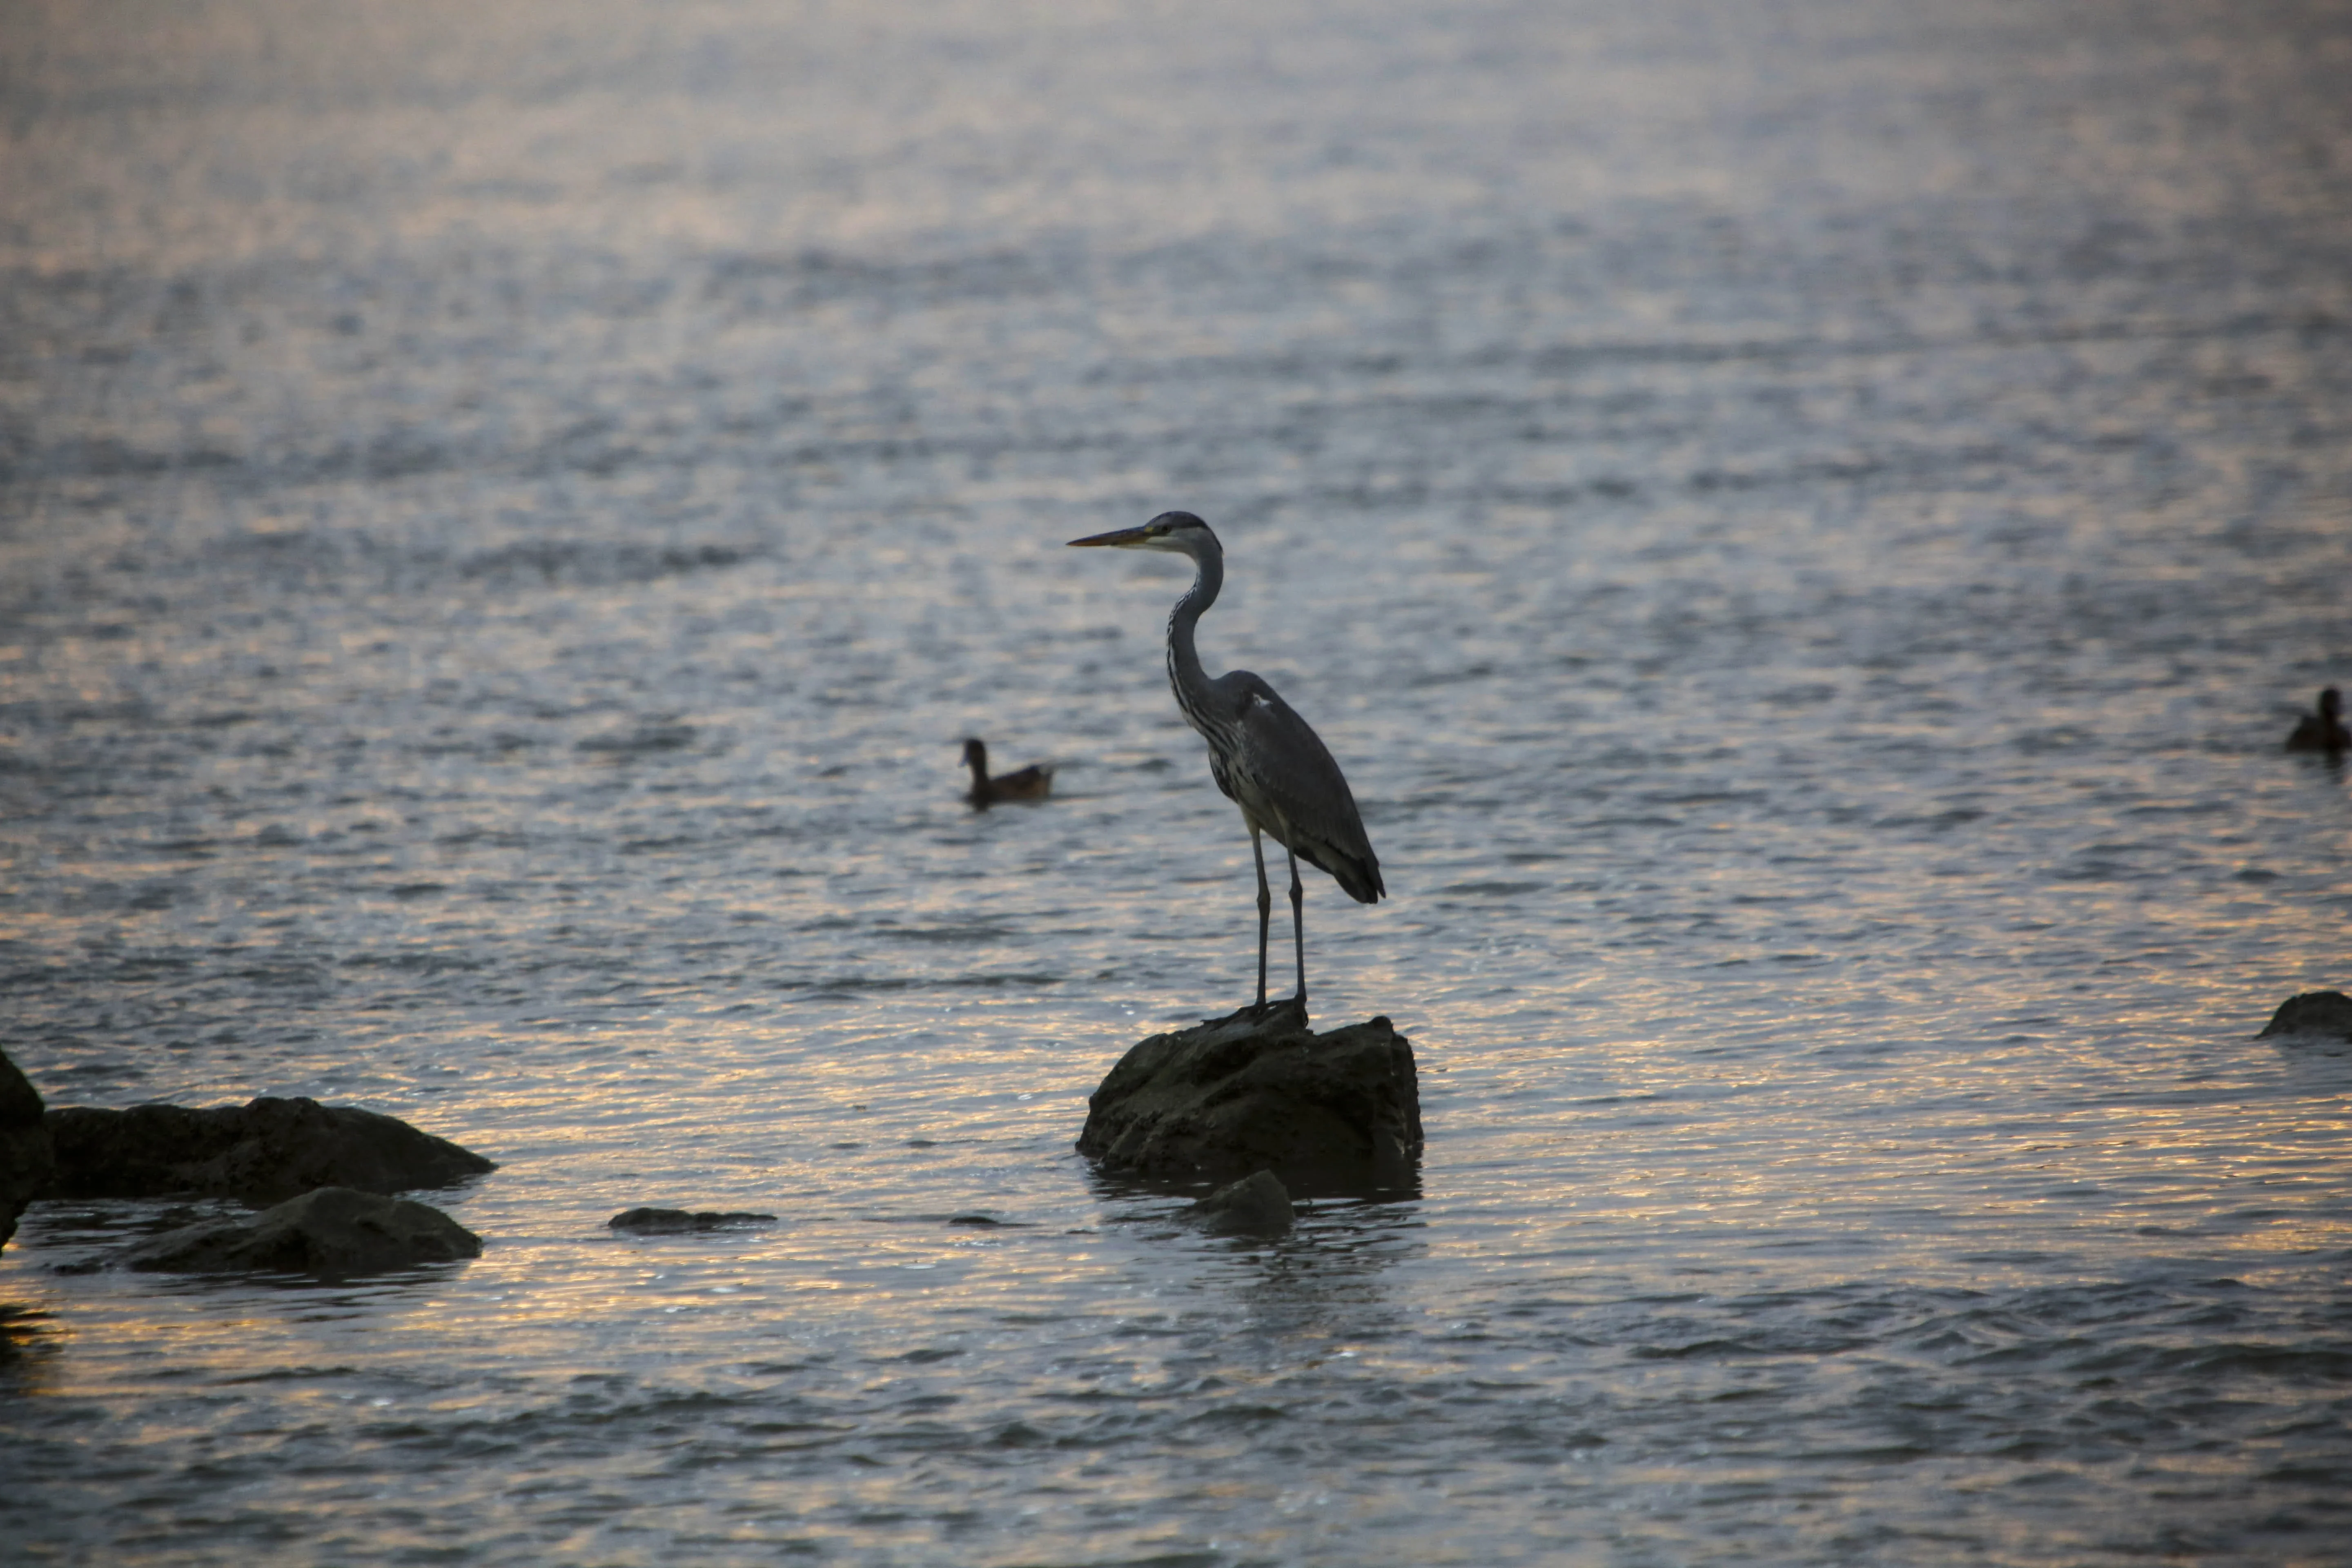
[2286,687,2348,753]
[963,739,1054,806]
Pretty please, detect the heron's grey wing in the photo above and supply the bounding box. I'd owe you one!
[1221,673,1384,903]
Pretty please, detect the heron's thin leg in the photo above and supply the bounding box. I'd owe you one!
[1250,824,1272,1010]
[1286,844,1307,1011]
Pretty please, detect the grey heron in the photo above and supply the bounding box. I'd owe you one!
[962,738,1055,806]
[1069,511,1383,1014]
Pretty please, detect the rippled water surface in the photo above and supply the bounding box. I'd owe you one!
[4,1,2351,1562]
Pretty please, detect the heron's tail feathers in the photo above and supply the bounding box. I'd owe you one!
[1306,842,1384,904]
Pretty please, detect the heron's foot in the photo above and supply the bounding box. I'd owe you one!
[1239,994,1309,1028]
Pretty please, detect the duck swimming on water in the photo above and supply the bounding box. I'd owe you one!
[2285,687,2348,753]
[963,739,1054,806]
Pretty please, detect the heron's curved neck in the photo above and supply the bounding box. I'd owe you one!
[1165,541,1224,725]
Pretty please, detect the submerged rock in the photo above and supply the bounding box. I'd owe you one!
[118,1186,481,1278]
[1193,1170,1296,1236]
[44,1096,497,1203]
[2258,990,2352,1040]
[2,1049,54,1254]
[1077,1000,1421,1196]
[608,1207,777,1233]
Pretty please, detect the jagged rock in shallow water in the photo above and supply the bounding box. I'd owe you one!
[1193,1170,1296,1236]
[1077,1000,1421,1196]
[118,1186,481,1278]
[43,1096,496,1203]
[608,1207,777,1233]
[2258,990,2352,1040]
[1,1049,54,1254]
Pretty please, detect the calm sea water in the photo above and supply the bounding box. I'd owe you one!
[4,1,2350,1562]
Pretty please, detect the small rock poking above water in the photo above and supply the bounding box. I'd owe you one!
[1193,1170,1296,1236]
[2,1049,55,1254]
[2258,990,2352,1040]
[608,1207,778,1232]
[44,1096,497,1204]
[116,1186,481,1278]
[1077,999,1421,1197]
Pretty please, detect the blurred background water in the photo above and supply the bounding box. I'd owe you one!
[3,0,2350,1562]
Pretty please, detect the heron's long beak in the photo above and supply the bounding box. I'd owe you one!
[1067,527,1152,548]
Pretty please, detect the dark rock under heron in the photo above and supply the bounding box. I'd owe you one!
[1077,1000,1421,1198]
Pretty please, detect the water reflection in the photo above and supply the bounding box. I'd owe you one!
[0,1303,59,1374]
[1224,1200,1429,1342]
[1081,1164,1429,1365]
[1086,1155,1425,1211]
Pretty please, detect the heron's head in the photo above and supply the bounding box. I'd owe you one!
[1067,511,1216,555]
[2324,687,2344,721]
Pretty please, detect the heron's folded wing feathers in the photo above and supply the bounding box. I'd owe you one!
[1228,677,1384,903]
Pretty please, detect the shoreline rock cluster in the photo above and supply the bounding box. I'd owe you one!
[45,1095,497,1204]
[114,1186,483,1276]
[1,1049,497,1282]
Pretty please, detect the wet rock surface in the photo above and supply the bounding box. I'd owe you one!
[1077,1000,1422,1196]
[608,1207,778,1232]
[2,1049,55,1254]
[116,1186,482,1278]
[44,1096,497,1203]
[1193,1170,1297,1236]
[2258,990,2352,1040]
